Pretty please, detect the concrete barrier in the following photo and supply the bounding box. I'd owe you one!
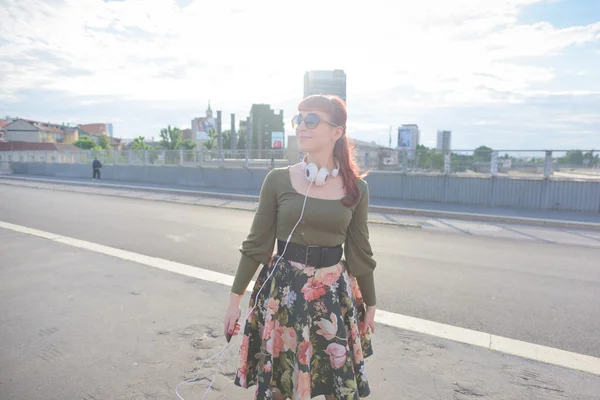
[9,162,600,213]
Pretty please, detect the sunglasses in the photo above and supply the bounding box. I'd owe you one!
[291,113,339,130]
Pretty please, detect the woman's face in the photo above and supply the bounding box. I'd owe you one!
[293,110,341,154]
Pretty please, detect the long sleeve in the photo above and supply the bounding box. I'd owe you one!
[344,181,377,306]
[231,169,278,295]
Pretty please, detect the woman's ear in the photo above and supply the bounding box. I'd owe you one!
[333,126,344,141]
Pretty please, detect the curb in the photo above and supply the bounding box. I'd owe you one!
[2,175,599,232]
[368,205,600,231]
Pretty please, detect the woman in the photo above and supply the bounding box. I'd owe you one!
[224,94,377,399]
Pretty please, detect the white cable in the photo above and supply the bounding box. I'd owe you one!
[176,180,314,400]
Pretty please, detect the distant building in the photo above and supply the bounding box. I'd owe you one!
[397,124,420,151]
[78,123,113,137]
[0,120,9,141]
[182,128,193,141]
[4,119,79,144]
[436,130,452,152]
[286,136,398,170]
[303,70,347,102]
[248,104,284,157]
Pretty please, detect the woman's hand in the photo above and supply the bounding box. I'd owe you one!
[362,305,376,336]
[223,294,242,340]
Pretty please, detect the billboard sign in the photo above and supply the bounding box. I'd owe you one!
[193,117,215,140]
[398,128,412,149]
[271,131,284,149]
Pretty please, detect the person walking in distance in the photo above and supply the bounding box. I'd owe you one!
[224,94,377,399]
[92,157,102,180]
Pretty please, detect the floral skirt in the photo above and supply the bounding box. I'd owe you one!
[234,254,373,399]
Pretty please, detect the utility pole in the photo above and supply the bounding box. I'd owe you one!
[216,110,223,163]
[231,113,237,151]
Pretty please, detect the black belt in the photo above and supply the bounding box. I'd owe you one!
[277,239,343,268]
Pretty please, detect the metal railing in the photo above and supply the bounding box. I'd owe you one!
[381,149,600,180]
[63,149,290,169]
[1,148,599,180]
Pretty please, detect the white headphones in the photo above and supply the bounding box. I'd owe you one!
[301,155,340,186]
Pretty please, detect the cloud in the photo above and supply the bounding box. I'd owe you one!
[0,0,599,149]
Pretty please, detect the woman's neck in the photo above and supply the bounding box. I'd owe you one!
[306,151,336,171]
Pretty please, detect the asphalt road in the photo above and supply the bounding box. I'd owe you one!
[1,184,600,359]
[4,230,600,399]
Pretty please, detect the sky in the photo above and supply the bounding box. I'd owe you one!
[0,0,599,150]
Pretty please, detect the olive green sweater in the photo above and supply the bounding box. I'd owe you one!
[231,166,377,306]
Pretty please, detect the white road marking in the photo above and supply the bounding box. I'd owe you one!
[1,220,600,376]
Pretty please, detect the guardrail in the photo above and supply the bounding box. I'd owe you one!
[385,149,600,180]
[0,148,598,180]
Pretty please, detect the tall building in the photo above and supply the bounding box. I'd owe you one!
[303,70,347,102]
[397,124,420,151]
[436,130,452,152]
[248,104,284,157]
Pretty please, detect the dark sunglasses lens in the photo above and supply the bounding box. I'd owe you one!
[292,115,302,129]
[304,114,320,129]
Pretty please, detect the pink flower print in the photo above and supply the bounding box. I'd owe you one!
[239,335,249,364]
[237,365,247,388]
[315,313,338,341]
[301,278,327,302]
[262,314,274,340]
[263,360,272,373]
[324,343,347,369]
[282,327,297,353]
[298,340,313,365]
[315,265,342,287]
[266,321,284,358]
[266,298,280,315]
[297,370,311,399]
[353,336,364,364]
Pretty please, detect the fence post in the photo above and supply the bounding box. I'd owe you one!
[491,151,499,177]
[114,149,118,165]
[199,148,204,167]
[128,150,132,165]
[161,150,166,166]
[179,149,183,166]
[402,149,408,172]
[444,150,451,174]
[244,150,249,168]
[144,151,148,165]
[544,150,553,178]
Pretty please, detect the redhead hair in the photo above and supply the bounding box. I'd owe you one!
[297,94,365,207]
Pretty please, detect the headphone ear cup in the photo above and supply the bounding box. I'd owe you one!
[305,163,318,183]
[315,167,330,186]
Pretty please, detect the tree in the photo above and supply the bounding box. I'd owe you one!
[159,125,182,150]
[132,136,152,150]
[180,140,197,150]
[222,130,231,150]
[474,145,493,162]
[98,135,111,150]
[237,130,246,150]
[203,128,217,150]
[74,135,100,150]
[559,150,584,165]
